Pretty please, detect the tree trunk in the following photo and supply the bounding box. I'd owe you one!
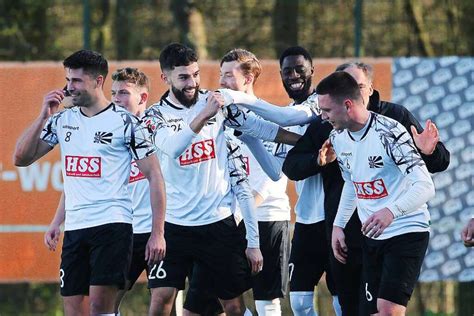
[272,0,298,57]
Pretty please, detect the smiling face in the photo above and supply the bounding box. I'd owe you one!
[280,55,313,103]
[219,60,249,92]
[319,94,350,131]
[65,68,103,107]
[163,62,200,108]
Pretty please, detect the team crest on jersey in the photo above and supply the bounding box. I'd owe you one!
[368,156,384,168]
[94,131,113,144]
[179,139,216,166]
[353,179,388,199]
[65,155,101,178]
[129,160,145,183]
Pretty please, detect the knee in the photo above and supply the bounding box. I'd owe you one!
[221,298,245,316]
[149,288,175,315]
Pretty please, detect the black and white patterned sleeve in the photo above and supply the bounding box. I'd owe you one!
[40,111,63,147]
[226,135,260,248]
[122,112,156,161]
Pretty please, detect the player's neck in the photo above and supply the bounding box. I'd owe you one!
[348,109,370,132]
[81,93,110,117]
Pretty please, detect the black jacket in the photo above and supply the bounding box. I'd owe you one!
[282,90,451,245]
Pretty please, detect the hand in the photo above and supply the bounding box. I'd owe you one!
[245,247,264,275]
[145,232,166,266]
[40,89,65,120]
[332,226,348,264]
[461,218,474,247]
[317,139,336,166]
[361,208,394,238]
[202,91,225,120]
[44,223,61,251]
[411,120,439,155]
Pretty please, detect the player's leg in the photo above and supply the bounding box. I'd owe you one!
[288,222,327,316]
[88,223,133,314]
[60,228,91,315]
[184,264,224,316]
[253,221,290,316]
[375,232,429,316]
[326,211,364,316]
[115,232,151,315]
[148,222,193,315]
[200,216,252,316]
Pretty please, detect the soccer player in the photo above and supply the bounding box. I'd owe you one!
[14,50,166,316]
[44,67,153,316]
[142,43,295,316]
[283,61,450,315]
[219,48,291,315]
[319,71,435,315]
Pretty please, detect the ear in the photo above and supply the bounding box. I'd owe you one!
[368,82,374,96]
[96,75,105,88]
[161,73,170,85]
[344,99,353,112]
[139,91,149,105]
[244,74,255,86]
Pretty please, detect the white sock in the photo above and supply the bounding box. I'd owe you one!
[289,292,317,316]
[332,296,342,316]
[244,308,253,316]
[255,299,281,316]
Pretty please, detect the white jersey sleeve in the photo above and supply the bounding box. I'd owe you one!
[226,135,259,248]
[143,105,198,158]
[41,110,65,147]
[223,104,279,142]
[378,121,435,218]
[219,88,319,126]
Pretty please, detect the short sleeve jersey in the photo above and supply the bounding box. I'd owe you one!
[41,104,156,231]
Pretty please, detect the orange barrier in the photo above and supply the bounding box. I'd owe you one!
[0,59,392,282]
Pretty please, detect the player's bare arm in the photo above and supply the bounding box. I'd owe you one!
[44,191,66,252]
[13,89,64,166]
[136,154,167,265]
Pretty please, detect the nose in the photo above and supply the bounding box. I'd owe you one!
[321,112,328,121]
[289,69,299,79]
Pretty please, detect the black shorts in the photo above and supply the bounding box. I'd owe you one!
[60,223,133,296]
[184,264,224,316]
[127,232,151,289]
[148,216,252,300]
[252,220,290,300]
[289,221,336,295]
[362,231,429,312]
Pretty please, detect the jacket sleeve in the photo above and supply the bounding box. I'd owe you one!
[282,119,330,181]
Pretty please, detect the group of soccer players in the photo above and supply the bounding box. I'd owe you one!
[14,42,452,316]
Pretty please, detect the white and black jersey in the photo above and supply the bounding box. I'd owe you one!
[41,104,156,231]
[331,112,434,239]
[143,91,278,226]
[128,160,152,233]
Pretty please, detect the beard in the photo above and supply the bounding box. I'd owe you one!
[172,85,199,108]
[283,77,312,103]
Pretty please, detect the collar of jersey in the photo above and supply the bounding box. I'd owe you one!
[347,111,374,142]
[162,96,189,110]
[79,102,114,117]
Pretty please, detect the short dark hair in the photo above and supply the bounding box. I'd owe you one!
[112,67,150,91]
[220,48,262,83]
[63,49,108,79]
[316,71,362,104]
[159,43,198,72]
[279,46,313,67]
[336,61,374,82]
